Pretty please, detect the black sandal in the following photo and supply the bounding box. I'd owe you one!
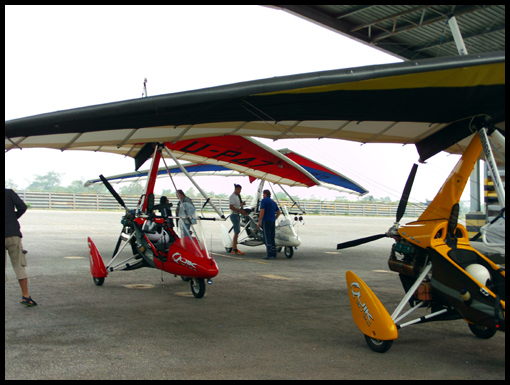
[20,296,38,307]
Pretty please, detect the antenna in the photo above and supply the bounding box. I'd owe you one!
[142,78,148,97]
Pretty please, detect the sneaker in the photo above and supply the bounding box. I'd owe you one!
[235,250,245,255]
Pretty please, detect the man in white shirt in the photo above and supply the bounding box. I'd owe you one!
[229,184,246,255]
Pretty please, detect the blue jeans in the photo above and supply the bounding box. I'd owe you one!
[262,221,276,258]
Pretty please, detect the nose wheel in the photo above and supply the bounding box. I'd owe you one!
[190,278,206,298]
[364,335,393,353]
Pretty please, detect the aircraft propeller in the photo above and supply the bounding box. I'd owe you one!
[99,174,136,258]
[100,174,128,210]
[395,163,418,223]
[336,164,418,250]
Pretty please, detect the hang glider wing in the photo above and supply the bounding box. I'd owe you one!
[84,162,236,187]
[85,137,368,195]
[163,135,321,188]
[277,149,367,195]
[5,51,505,163]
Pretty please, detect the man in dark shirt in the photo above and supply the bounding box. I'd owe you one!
[5,189,37,306]
[257,190,281,260]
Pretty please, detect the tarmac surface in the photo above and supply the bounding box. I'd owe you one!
[5,210,505,380]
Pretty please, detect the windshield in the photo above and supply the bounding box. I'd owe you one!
[178,206,210,259]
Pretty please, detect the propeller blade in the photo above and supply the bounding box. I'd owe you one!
[99,174,127,209]
[396,163,418,223]
[336,233,387,250]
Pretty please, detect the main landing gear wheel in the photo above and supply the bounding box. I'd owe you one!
[93,277,105,286]
[190,278,206,298]
[284,246,294,258]
[468,323,497,339]
[364,334,393,353]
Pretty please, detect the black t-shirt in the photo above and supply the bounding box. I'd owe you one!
[5,189,27,238]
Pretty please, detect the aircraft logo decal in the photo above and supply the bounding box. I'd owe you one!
[179,141,276,168]
[351,282,374,326]
[172,252,198,271]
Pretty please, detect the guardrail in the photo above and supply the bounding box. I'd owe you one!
[17,191,427,217]
[18,191,426,218]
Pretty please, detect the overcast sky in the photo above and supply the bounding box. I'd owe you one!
[5,5,470,203]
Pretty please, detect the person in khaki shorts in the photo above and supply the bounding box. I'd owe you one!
[229,184,246,255]
[5,188,37,306]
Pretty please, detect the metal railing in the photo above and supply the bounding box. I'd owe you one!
[17,191,427,217]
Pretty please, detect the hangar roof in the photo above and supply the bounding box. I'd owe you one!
[269,5,505,60]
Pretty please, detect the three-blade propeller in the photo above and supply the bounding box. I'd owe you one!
[336,164,418,250]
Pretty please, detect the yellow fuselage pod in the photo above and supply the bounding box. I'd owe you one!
[419,133,482,224]
[346,270,398,341]
[399,132,483,250]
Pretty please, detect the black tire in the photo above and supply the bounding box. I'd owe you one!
[225,247,232,253]
[284,246,294,258]
[93,277,105,286]
[181,276,191,282]
[364,334,393,353]
[468,323,497,339]
[190,278,206,298]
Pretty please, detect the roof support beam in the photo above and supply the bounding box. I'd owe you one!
[370,5,487,43]
[351,5,433,32]
[412,23,506,53]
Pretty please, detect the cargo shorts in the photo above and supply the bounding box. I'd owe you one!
[5,236,28,282]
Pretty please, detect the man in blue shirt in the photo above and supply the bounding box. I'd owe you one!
[257,190,281,260]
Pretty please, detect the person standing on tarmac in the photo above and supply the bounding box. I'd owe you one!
[5,189,37,306]
[229,184,246,255]
[257,189,281,260]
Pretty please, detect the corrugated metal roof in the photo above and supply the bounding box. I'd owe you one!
[269,5,505,60]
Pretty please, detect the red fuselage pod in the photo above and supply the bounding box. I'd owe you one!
[155,236,219,279]
[88,237,108,278]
